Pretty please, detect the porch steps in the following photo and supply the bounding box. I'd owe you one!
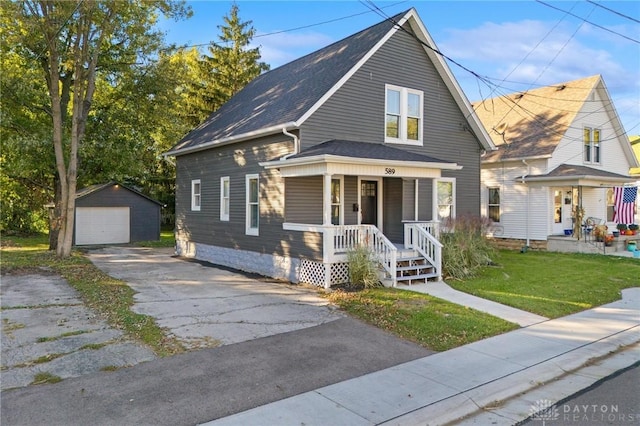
[380,253,439,286]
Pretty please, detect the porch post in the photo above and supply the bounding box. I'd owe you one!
[323,173,332,225]
[414,179,419,221]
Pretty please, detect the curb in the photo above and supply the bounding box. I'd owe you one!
[381,327,640,426]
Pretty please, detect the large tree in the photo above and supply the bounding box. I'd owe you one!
[196,3,269,121]
[3,0,189,256]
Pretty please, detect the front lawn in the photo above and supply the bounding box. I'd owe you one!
[448,250,640,318]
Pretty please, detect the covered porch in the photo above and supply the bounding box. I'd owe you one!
[261,140,460,287]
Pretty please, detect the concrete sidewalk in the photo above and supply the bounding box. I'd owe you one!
[205,288,640,426]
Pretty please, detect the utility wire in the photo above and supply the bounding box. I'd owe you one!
[586,0,640,25]
[535,0,640,44]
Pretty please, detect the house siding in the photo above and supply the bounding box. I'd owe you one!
[285,176,323,224]
[383,177,403,242]
[175,135,323,276]
[75,185,161,242]
[301,24,483,218]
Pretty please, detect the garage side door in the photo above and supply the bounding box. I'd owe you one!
[76,207,130,245]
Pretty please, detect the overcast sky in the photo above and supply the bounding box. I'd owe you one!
[160,1,640,136]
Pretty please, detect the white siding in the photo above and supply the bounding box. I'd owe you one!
[550,90,632,174]
[481,159,549,240]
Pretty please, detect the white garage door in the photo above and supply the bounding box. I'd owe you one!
[76,207,130,245]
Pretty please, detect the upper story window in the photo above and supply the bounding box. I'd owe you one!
[583,127,601,164]
[191,179,201,211]
[385,84,423,146]
[220,176,230,221]
[488,187,501,222]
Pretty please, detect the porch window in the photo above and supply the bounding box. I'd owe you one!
[385,84,423,145]
[331,178,342,225]
[583,127,601,164]
[488,187,500,222]
[245,174,259,236]
[220,176,230,221]
[435,179,455,222]
[191,179,201,211]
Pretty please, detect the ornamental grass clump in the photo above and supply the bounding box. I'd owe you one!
[347,244,381,289]
[440,215,496,280]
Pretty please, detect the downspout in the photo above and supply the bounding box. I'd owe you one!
[280,128,299,160]
[521,159,530,248]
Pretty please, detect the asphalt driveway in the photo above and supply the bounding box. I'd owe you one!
[2,247,433,425]
[86,246,345,349]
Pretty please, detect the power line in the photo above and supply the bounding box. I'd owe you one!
[535,0,640,44]
[586,0,640,25]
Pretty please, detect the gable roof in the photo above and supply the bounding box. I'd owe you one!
[524,164,631,183]
[76,182,164,206]
[166,8,494,157]
[474,75,605,163]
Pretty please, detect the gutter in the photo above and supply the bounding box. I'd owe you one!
[280,128,300,160]
[163,122,298,158]
[522,159,530,248]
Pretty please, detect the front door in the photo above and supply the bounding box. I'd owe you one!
[361,180,378,226]
[552,189,573,235]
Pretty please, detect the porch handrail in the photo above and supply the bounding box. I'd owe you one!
[407,224,442,281]
[331,224,397,286]
[403,221,440,247]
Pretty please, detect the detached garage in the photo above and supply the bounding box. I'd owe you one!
[73,182,163,246]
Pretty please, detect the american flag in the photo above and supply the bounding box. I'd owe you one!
[613,186,637,225]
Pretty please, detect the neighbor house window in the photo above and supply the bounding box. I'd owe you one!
[385,84,423,145]
[245,174,259,235]
[191,179,201,211]
[331,177,343,225]
[584,127,601,164]
[220,176,230,221]
[434,179,455,223]
[488,187,500,222]
[606,188,615,222]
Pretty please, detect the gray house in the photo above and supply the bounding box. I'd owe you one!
[73,182,162,245]
[166,9,495,287]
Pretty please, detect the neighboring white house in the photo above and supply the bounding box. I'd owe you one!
[474,75,638,248]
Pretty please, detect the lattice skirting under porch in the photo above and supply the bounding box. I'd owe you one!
[299,259,350,287]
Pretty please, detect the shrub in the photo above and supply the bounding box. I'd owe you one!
[347,245,381,289]
[440,215,496,280]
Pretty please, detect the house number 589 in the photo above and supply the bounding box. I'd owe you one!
[385,168,396,175]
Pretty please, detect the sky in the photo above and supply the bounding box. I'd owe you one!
[159,1,640,136]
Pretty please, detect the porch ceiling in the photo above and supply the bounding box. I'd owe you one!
[260,139,461,178]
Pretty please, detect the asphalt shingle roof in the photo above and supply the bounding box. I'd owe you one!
[473,75,601,162]
[525,164,630,180]
[169,11,408,154]
[289,139,452,164]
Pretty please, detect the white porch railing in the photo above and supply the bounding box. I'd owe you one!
[328,224,398,286]
[404,222,442,281]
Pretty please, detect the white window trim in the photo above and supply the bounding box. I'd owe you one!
[433,178,456,223]
[220,176,230,221]
[385,84,423,146]
[245,174,259,236]
[331,176,344,225]
[583,126,602,165]
[488,187,501,223]
[191,179,201,211]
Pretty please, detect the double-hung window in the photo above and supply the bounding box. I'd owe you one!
[583,127,601,164]
[331,177,343,225]
[191,179,201,211]
[245,174,259,236]
[385,84,423,145]
[434,179,455,223]
[488,187,500,222]
[220,176,230,221]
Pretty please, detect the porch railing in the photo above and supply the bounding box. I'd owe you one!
[404,222,442,281]
[328,224,398,286]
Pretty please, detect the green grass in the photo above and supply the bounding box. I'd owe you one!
[134,230,175,248]
[326,288,518,351]
[31,372,62,385]
[448,250,640,318]
[1,233,184,357]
